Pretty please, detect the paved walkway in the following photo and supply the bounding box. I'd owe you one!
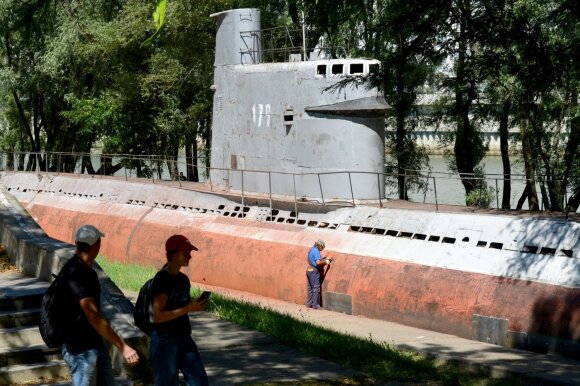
[122,289,359,385]
[192,285,580,386]
[3,270,578,385]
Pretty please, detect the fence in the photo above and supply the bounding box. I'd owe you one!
[0,151,575,215]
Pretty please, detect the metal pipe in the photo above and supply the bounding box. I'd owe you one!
[564,189,568,218]
[317,174,325,206]
[423,174,429,203]
[348,172,355,206]
[495,178,499,209]
[268,171,272,213]
[241,170,245,208]
[433,177,439,211]
[376,173,382,207]
[293,174,298,216]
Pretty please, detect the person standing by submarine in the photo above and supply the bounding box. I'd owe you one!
[306,240,332,309]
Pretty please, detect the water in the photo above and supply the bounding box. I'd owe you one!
[400,155,573,211]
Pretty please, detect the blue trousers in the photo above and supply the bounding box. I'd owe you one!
[62,340,114,386]
[150,330,208,386]
[306,269,321,308]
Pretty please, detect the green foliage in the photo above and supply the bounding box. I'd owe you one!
[61,93,122,137]
[141,0,167,47]
[0,0,578,209]
[466,187,496,208]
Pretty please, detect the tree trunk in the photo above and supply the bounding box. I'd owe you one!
[516,184,529,210]
[395,45,408,200]
[566,188,580,213]
[192,124,200,182]
[519,113,539,210]
[166,156,178,181]
[453,24,479,200]
[538,179,550,211]
[82,156,95,174]
[186,122,199,182]
[499,98,511,209]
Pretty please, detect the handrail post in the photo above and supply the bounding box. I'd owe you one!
[45,154,48,176]
[377,173,382,208]
[208,167,213,192]
[433,176,439,211]
[268,171,272,213]
[423,174,429,203]
[348,172,355,206]
[241,170,245,208]
[293,174,298,217]
[151,160,154,183]
[495,178,499,209]
[479,179,482,208]
[564,188,568,218]
[317,174,325,206]
[403,170,407,200]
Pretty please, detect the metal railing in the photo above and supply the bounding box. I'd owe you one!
[0,151,575,215]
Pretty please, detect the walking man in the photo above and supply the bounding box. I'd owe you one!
[150,235,209,386]
[60,224,139,386]
[306,240,332,309]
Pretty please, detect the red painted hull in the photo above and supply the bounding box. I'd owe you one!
[22,197,580,351]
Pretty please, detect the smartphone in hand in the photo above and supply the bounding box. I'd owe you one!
[198,291,212,302]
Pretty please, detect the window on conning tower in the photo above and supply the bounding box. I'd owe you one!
[317,65,327,77]
[332,64,344,75]
[350,63,363,75]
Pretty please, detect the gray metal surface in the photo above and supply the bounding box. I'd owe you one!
[209,8,388,199]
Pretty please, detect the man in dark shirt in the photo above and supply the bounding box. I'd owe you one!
[150,234,209,386]
[60,225,139,386]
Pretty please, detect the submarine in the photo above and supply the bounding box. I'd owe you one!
[0,8,578,358]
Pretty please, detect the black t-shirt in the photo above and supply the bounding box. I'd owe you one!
[150,269,192,335]
[59,255,102,352]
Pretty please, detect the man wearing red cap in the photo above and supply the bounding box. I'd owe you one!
[150,235,209,386]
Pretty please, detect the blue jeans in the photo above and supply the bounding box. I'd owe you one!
[306,269,321,308]
[62,340,114,386]
[150,330,208,386]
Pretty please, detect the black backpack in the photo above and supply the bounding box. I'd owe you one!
[133,278,154,336]
[39,273,66,348]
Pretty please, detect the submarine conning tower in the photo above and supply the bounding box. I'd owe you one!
[209,8,388,201]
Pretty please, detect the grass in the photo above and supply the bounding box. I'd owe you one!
[98,256,526,386]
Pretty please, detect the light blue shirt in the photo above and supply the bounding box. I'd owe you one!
[308,246,321,268]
